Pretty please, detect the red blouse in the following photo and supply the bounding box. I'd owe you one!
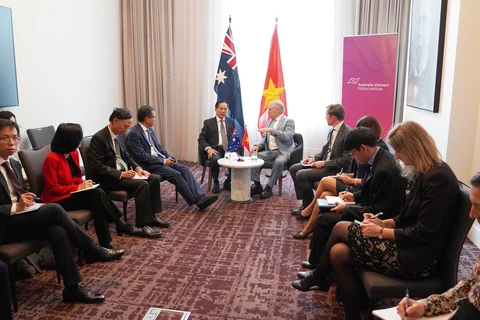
[41,150,83,203]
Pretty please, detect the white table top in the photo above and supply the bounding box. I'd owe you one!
[218,157,264,169]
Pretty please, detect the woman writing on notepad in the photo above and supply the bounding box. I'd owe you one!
[41,123,147,248]
[395,172,480,320]
[293,115,390,239]
[292,121,460,320]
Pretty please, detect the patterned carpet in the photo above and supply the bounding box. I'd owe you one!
[11,162,480,319]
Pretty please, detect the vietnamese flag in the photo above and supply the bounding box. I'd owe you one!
[242,125,250,153]
[258,23,287,131]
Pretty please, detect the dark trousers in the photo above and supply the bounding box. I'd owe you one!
[2,204,94,287]
[453,299,480,320]
[0,260,12,320]
[107,175,162,227]
[149,163,204,206]
[56,187,122,247]
[308,211,344,267]
[209,146,230,183]
[289,163,337,207]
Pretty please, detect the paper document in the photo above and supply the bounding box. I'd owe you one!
[372,306,457,320]
[300,161,313,167]
[325,196,355,205]
[70,184,100,194]
[16,203,43,215]
[133,173,148,180]
[142,307,190,320]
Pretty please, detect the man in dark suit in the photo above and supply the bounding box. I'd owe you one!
[88,108,167,238]
[301,127,406,269]
[289,104,352,215]
[127,105,218,210]
[198,101,235,193]
[0,119,123,304]
[250,100,295,199]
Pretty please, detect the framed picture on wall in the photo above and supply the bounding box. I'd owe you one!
[406,0,448,113]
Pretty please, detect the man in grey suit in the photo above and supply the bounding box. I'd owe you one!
[289,104,352,214]
[250,100,295,199]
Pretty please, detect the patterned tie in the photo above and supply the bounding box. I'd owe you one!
[147,129,164,158]
[324,129,334,160]
[2,161,24,197]
[220,119,228,151]
[114,137,128,171]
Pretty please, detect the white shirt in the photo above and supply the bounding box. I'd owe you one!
[0,157,19,214]
[139,123,160,157]
[268,115,283,151]
[216,116,227,147]
[108,126,125,171]
[326,121,343,160]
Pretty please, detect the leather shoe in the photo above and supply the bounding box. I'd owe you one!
[292,230,313,239]
[85,245,124,264]
[297,270,313,279]
[63,286,105,304]
[223,181,231,190]
[296,213,311,221]
[260,186,273,199]
[251,183,263,195]
[150,216,171,228]
[116,223,143,237]
[212,182,220,193]
[142,226,162,238]
[196,194,218,210]
[291,206,305,216]
[301,261,315,270]
[292,274,331,292]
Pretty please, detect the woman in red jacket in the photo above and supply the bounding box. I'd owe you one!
[41,123,148,248]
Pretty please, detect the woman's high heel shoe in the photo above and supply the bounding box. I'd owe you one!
[292,229,313,239]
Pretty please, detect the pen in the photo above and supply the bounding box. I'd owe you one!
[405,288,409,317]
[369,212,384,219]
[338,168,343,175]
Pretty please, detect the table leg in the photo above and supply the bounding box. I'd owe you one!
[226,167,254,203]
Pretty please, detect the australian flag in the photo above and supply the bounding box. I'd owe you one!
[214,21,245,149]
[228,127,242,152]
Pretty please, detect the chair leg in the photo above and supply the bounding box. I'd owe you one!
[368,299,374,320]
[84,222,88,230]
[207,170,212,192]
[279,176,283,196]
[57,270,61,284]
[175,187,178,203]
[201,167,206,184]
[25,256,41,273]
[123,201,128,222]
[8,265,18,312]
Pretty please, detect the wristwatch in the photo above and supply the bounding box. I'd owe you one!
[378,228,384,240]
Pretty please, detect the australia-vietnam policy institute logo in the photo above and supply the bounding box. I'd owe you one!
[347,77,360,85]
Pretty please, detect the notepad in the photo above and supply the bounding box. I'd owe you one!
[372,306,457,320]
[300,161,313,167]
[325,196,355,205]
[16,203,43,215]
[133,173,148,180]
[70,184,100,194]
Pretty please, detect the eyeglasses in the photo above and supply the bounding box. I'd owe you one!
[0,136,20,143]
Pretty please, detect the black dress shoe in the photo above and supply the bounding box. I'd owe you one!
[116,223,143,236]
[212,182,220,193]
[150,216,171,228]
[251,183,263,195]
[296,213,312,221]
[260,186,273,199]
[85,245,124,264]
[292,230,313,239]
[223,181,231,190]
[292,274,331,292]
[300,261,315,270]
[291,206,305,216]
[297,270,313,279]
[63,286,105,304]
[142,226,163,238]
[196,194,218,210]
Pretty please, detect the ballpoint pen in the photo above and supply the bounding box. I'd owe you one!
[369,212,384,219]
[405,288,409,317]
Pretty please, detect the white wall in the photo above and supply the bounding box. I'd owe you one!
[403,0,480,247]
[0,0,123,149]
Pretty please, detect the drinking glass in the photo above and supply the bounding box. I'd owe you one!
[251,151,258,160]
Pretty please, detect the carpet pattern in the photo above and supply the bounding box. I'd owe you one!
[11,162,480,319]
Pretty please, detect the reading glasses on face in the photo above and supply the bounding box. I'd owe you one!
[0,136,20,143]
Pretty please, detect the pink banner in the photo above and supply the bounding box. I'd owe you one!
[342,34,398,138]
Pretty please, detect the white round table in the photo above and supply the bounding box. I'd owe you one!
[218,157,264,203]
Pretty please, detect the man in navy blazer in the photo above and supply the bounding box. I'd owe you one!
[198,101,235,193]
[250,100,295,199]
[127,105,218,210]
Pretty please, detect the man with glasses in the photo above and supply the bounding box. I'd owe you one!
[88,108,167,238]
[0,119,123,304]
